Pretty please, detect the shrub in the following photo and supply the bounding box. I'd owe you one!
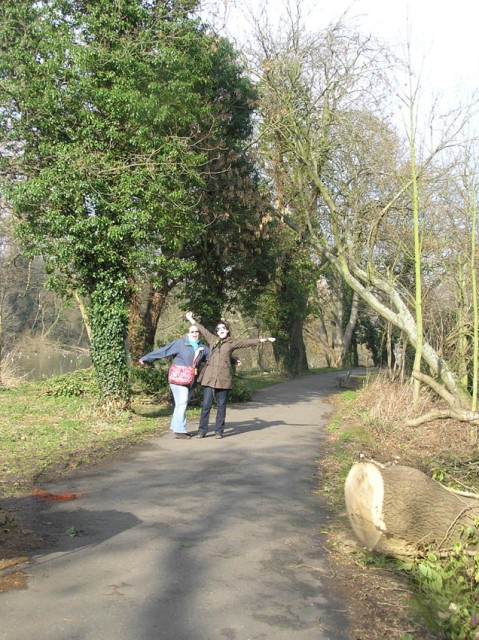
[40,367,98,397]
[406,528,479,640]
[129,363,170,401]
[229,376,252,402]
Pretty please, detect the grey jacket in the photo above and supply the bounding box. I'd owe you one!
[140,337,209,374]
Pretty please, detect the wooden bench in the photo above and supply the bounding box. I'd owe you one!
[336,370,352,388]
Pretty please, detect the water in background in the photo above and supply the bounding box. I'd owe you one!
[6,346,91,382]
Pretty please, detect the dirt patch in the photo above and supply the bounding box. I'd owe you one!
[0,501,50,593]
[0,505,48,556]
[322,525,433,639]
[0,568,29,593]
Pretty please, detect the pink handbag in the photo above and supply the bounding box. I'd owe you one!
[168,363,195,386]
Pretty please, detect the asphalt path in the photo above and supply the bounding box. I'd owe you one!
[1,372,353,640]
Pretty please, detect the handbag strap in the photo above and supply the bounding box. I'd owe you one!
[193,346,205,367]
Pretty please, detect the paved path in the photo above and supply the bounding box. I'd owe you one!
[1,373,352,640]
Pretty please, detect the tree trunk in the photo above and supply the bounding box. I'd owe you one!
[73,290,92,341]
[345,462,479,558]
[386,322,393,371]
[128,280,173,361]
[290,315,308,375]
[0,300,3,387]
[89,284,130,408]
[143,283,171,353]
[341,290,359,366]
[127,288,146,363]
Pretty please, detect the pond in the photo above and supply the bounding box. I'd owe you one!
[6,347,91,382]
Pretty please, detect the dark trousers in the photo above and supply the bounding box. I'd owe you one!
[198,386,229,435]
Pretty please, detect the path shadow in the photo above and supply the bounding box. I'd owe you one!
[0,492,141,561]
[193,418,287,438]
[131,441,350,640]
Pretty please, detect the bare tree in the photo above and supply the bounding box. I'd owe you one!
[250,6,479,423]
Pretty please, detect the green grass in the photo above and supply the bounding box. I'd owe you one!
[235,369,289,393]
[0,381,170,496]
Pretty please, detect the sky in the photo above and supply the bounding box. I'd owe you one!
[210,0,479,109]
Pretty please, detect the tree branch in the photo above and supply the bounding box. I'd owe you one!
[411,370,459,407]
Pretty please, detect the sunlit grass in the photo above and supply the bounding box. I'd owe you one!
[0,382,170,496]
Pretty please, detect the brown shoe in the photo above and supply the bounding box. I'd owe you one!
[174,433,192,439]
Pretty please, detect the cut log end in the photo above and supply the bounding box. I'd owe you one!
[344,462,479,558]
[344,462,385,550]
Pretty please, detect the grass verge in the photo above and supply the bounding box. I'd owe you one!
[0,384,170,497]
[319,374,479,640]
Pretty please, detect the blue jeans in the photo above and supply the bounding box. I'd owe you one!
[198,387,229,436]
[169,383,191,433]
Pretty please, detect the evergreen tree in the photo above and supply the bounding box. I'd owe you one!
[0,0,259,405]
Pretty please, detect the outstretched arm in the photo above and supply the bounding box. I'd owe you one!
[138,340,179,365]
[231,336,276,350]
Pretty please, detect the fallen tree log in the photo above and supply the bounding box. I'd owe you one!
[344,462,479,558]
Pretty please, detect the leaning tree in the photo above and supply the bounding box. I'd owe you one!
[251,11,479,423]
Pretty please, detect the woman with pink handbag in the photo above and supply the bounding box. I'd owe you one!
[139,326,209,439]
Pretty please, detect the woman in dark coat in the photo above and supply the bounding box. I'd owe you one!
[185,311,275,439]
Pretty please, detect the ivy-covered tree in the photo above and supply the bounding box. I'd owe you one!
[0,0,259,406]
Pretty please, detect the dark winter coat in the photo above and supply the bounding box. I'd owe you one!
[194,321,261,390]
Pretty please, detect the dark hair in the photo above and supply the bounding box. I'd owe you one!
[215,321,231,335]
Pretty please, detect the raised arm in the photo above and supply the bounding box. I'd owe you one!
[185,312,216,344]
